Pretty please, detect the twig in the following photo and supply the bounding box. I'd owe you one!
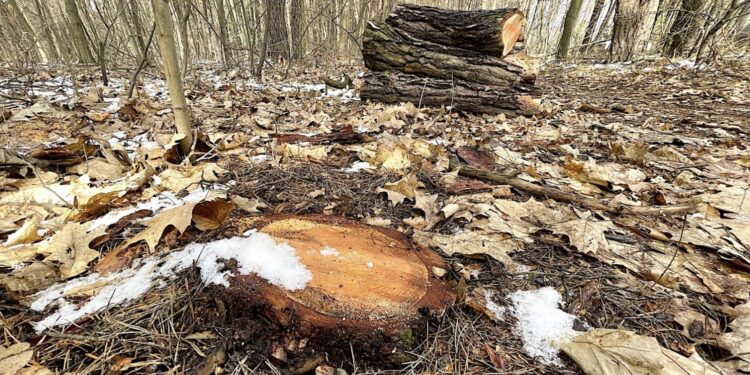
[44,331,107,342]
[127,23,156,99]
[21,158,73,208]
[452,161,699,216]
[652,213,688,289]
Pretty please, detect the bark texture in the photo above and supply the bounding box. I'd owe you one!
[63,0,95,63]
[265,0,289,61]
[362,21,532,87]
[385,4,524,57]
[609,0,659,62]
[152,0,193,154]
[290,0,303,60]
[361,71,539,116]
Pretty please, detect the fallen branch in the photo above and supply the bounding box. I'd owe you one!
[453,163,698,216]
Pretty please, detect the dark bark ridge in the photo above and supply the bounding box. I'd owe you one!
[385,4,524,57]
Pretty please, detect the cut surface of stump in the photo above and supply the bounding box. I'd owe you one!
[211,215,454,365]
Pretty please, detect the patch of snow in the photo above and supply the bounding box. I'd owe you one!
[320,247,340,257]
[366,262,374,269]
[484,290,506,321]
[508,287,580,366]
[31,232,311,332]
[87,193,178,231]
[343,161,374,173]
[103,97,120,113]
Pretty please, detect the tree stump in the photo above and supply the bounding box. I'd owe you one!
[209,215,454,367]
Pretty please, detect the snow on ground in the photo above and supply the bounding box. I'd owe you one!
[484,290,506,321]
[508,287,582,366]
[343,161,374,173]
[31,232,312,333]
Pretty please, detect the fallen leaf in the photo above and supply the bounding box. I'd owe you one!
[413,230,519,267]
[560,329,720,375]
[0,343,33,375]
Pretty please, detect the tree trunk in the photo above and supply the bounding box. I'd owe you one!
[290,0,303,60]
[63,0,96,63]
[266,0,289,61]
[609,0,660,62]
[362,21,534,87]
[385,4,524,57]
[558,0,584,58]
[212,215,454,365]
[663,0,705,58]
[580,0,606,52]
[361,71,539,117]
[8,0,48,62]
[216,0,233,67]
[174,2,191,77]
[151,0,193,155]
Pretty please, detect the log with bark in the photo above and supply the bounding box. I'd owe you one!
[360,4,538,116]
[362,21,534,87]
[205,215,455,367]
[385,4,525,57]
[361,71,539,116]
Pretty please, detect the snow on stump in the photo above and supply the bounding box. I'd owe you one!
[208,215,455,367]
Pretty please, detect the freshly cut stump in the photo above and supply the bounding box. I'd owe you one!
[212,215,454,367]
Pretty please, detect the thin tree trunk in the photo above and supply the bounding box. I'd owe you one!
[8,0,47,62]
[216,0,233,67]
[64,0,96,63]
[290,0,303,60]
[609,0,659,62]
[559,0,584,58]
[175,1,191,75]
[151,0,193,155]
[581,0,606,52]
[266,0,289,61]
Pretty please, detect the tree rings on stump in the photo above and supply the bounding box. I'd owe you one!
[210,215,454,366]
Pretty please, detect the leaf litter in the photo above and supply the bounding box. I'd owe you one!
[1,59,749,374]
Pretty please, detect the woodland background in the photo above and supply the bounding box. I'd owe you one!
[1,0,749,75]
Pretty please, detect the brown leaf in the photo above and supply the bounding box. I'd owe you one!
[484,343,507,369]
[0,343,33,375]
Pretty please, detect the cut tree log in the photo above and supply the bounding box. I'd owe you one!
[360,71,539,116]
[362,21,535,87]
[209,215,455,365]
[386,4,525,57]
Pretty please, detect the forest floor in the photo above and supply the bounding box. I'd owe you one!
[0,58,749,374]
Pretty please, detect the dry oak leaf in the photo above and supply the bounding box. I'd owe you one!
[561,329,720,375]
[716,302,750,366]
[413,230,519,267]
[119,200,235,252]
[377,172,423,205]
[0,343,33,375]
[550,218,612,255]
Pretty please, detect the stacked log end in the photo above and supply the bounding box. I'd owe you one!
[360,4,538,116]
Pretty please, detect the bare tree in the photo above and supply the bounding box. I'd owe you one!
[64,0,96,63]
[266,0,289,61]
[609,0,659,62]
[559,0,584,58]
[290,0,303,60]
[152,0,193,155]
